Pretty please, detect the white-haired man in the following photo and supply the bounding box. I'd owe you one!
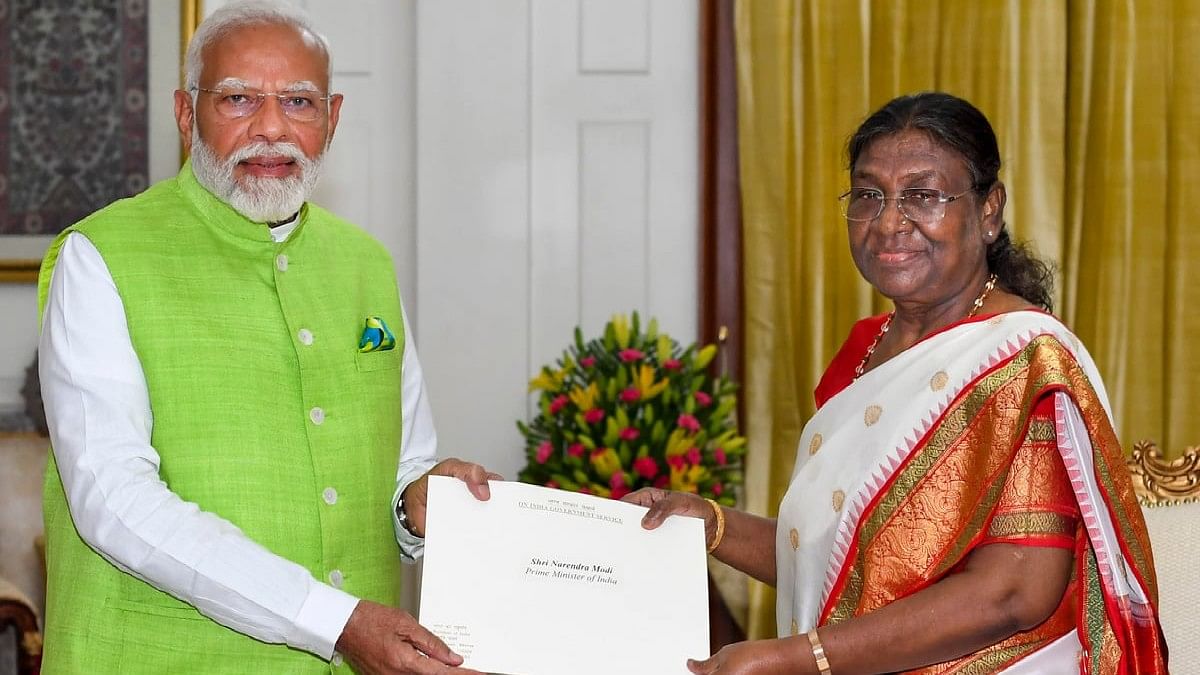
[37,2,491,672]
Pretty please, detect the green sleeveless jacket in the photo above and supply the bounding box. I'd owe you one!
[37,163,405,673]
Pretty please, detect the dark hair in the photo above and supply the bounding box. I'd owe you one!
[847,92,1055,311]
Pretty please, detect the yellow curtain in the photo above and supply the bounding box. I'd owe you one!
[736,0,1199,640]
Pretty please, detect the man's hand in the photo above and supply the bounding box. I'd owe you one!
[402,459,503,537]
[336,600,483,675]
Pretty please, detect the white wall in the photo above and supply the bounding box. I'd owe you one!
[416,0,699,480]
[0,2,181,418]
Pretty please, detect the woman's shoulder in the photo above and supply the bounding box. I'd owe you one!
[813,313,891,409]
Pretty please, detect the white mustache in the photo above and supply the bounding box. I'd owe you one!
[228,141,310,168]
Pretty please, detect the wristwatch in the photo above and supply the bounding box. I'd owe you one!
[395,498,420,537]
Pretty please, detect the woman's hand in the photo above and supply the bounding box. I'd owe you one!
[687,639,796,675]
[622,487,719,550]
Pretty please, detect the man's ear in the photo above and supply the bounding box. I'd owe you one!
[174,89,195,152]
[324,93,344,149]
[982,181,1007,242]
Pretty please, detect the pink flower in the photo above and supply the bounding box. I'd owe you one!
[579,486,593,495]
[546,480,560,489]
[610,485,631,500]
[618,348,645,363]
[549,395,569,414]
[609,472,626,490]
[714,447,727,465]
[677,414,700,433]
[653,476,670,489]
[667,455,687,470]
[712,482,723,496]
[584,408,606,424]
[580,356,597,368]
[567,443,585,458]
[619,427,640,442]
[633,456,659,479]
[686,446,702,465]
[663,359,683,371]
[694,391,712,407]
[535,441,554,464]
[619,387,641,403]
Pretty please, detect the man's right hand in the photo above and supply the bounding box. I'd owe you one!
[336,600,483,675]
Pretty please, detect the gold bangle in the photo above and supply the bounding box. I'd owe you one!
[807,628,831,675]
[704,498,725,553]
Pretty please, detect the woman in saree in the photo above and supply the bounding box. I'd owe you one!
[627,92,1166,674]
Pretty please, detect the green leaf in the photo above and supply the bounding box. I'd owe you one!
[579,435,596,450]
[616,407,630,429]
[603,417,619,447]
[651,420,666,444]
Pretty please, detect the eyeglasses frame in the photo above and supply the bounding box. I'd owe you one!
[190,86,335,122]
[837,187,977,223]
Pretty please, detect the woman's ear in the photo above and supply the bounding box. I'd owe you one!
[982,181,1007,242]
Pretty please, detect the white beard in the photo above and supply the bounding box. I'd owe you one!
[190,136,325,223]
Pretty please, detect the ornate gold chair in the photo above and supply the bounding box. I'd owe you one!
[1127,441,1200,667]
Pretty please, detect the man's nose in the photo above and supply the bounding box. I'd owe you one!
[246,95,290,143]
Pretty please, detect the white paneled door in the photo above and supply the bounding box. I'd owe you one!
[417,1,698,479]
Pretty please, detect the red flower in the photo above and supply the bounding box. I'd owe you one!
[584,408,606,424]
[653,476,670,489]
[549,395,569,414]
[667,455,687,470]
[714,447,727,465]
[663,359,682,371]
[619,387,641,403]
[677,414,700,433]
[579,486,593,495]
[580,355,597,368]
[694,391,712,407]
[567,443,585,458]
[633,456,658,479]
[535,441,553,464]
[712,482,723,496]
[610,473,627,490]
[546,480,560,489]
[618,348,645,363]
[619,427,640,442]
[686,446,702,465]
[610,485,631,500]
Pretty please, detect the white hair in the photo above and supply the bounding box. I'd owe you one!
[183,0,333,93]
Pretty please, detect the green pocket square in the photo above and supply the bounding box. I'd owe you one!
[358,316,396,353]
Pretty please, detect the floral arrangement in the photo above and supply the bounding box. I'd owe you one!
[517,313,744,505]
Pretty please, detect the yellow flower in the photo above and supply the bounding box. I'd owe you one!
[569,382,600,411]
[663,428,695,458]
[589,448,622,479]
[635,364,668,400]
[528,369,563,392]
[669,464,708,493]
[612,313,631,348]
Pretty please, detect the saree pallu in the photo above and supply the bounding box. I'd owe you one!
[777,311,1166,673]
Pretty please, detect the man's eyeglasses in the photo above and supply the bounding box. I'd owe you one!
[191,86,333,122]
[838,187,973,224]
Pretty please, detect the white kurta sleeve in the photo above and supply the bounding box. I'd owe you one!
[391,303,438,561]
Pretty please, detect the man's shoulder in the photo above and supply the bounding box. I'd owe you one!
[73,175,183,235]
[303,202,391,259]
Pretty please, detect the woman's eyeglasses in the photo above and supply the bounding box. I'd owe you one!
[838,187,972,223]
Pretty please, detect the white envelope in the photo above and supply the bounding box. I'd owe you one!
[418,476,710,675]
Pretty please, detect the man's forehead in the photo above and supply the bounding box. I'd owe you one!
[200,22,328,83]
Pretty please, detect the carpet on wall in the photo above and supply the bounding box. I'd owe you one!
[0,0,149,236]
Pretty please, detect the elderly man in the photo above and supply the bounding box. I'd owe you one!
[37,2,489,673]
